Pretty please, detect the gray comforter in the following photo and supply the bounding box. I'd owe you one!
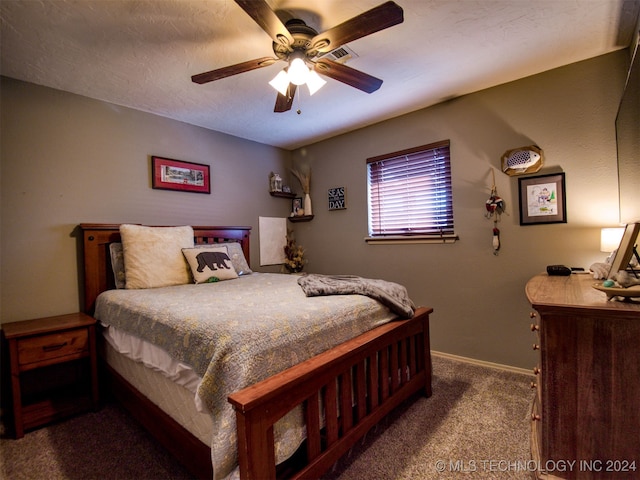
[297,273,415,319]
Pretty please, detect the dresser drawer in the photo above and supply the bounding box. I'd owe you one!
[17,328,89,368]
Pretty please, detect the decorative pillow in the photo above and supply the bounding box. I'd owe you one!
[194,242,252,275]
[120,224,194,289]
[109,243,126,289]
[182,246,238,283]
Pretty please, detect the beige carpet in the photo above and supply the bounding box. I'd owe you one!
[0,355,534,479]
[323,355,534,479]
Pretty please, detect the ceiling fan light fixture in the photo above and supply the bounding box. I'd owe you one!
[306,70,326,95]
[269,70,290,96]
[288,56,309,86]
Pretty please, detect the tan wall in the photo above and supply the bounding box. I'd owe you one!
[290,51,628,368]
[0,78,291,322]
[0,50,628,368]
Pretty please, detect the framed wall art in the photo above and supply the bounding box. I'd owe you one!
[151,156,210,194]
[518,173,566,225]
[328,186,346,210]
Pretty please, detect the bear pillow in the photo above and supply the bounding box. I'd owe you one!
[182,246,238,283]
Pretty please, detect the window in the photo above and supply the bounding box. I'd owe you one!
[367,140,456,242]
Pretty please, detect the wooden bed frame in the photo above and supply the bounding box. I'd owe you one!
[79,223,432,480]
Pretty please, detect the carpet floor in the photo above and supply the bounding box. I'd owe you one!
[0,355,535,479]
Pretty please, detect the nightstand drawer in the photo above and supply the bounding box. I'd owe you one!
[17,328,89,368]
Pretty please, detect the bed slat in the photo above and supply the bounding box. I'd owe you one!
[324,381,339,445]
[305,393,321,460]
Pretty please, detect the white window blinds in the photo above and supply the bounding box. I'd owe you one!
[367,140,454,237]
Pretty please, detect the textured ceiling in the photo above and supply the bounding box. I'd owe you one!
[1,0,639,150]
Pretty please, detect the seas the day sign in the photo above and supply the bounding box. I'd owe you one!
[328,186,346,210]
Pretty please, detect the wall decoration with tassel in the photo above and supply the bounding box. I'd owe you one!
[485,168,505,255]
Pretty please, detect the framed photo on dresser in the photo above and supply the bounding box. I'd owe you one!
[608,222,640,278]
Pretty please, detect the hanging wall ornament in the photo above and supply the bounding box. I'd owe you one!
[485,169,505,255]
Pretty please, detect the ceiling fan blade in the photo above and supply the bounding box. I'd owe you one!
[274,83,297,113]
[314,59,383,93]
[234,0,294,47]
[191,57,277,84]
[309,1,403,55]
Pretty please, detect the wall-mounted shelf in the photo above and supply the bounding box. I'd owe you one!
[288,215,314,222]
[270,191,296,199]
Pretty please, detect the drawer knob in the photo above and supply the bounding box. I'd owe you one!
[43,342,68,352]
[533,344,540,350]
[529,311,537,319]
[533,367,541,375]
[531,413,541,421]
[530,381,537,389]
[530,323,540,332]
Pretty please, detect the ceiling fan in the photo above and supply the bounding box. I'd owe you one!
[191,0,404,112]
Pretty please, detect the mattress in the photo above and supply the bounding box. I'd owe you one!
[102,337,212,445]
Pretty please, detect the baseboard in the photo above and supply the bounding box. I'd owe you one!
[431,350,532,376]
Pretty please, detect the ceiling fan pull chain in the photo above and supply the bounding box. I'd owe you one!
[296,86,302,115]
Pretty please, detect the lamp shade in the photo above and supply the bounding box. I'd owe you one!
[600,227,624,252]
[288,57,309,85]
[269,70,289,96]
[306,70,326,95]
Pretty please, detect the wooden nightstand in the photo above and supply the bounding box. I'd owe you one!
[2,312,99,438]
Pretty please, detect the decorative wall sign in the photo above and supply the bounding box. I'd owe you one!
[151,156,210,194]
[328,186,346,210]
[518,173,566,225]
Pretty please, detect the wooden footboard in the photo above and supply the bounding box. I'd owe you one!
[229,306,432,480]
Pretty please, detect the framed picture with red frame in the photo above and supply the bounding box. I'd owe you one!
[151,156,210,194]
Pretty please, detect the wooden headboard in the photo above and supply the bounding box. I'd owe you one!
[79,223,251,314]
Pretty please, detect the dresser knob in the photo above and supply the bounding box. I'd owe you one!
[533,344,540,350]
[531,413,541,421]
[529,311,537,319]
[530,381,537,389]
[533,367,541,375]
[530,323,540,332]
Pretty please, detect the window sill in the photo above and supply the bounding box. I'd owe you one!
[365,234,459,245]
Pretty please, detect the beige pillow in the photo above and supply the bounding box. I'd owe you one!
[120,224,194,289]
[182,246,238,283]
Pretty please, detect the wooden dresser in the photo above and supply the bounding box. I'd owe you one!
[526,274,640,479]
